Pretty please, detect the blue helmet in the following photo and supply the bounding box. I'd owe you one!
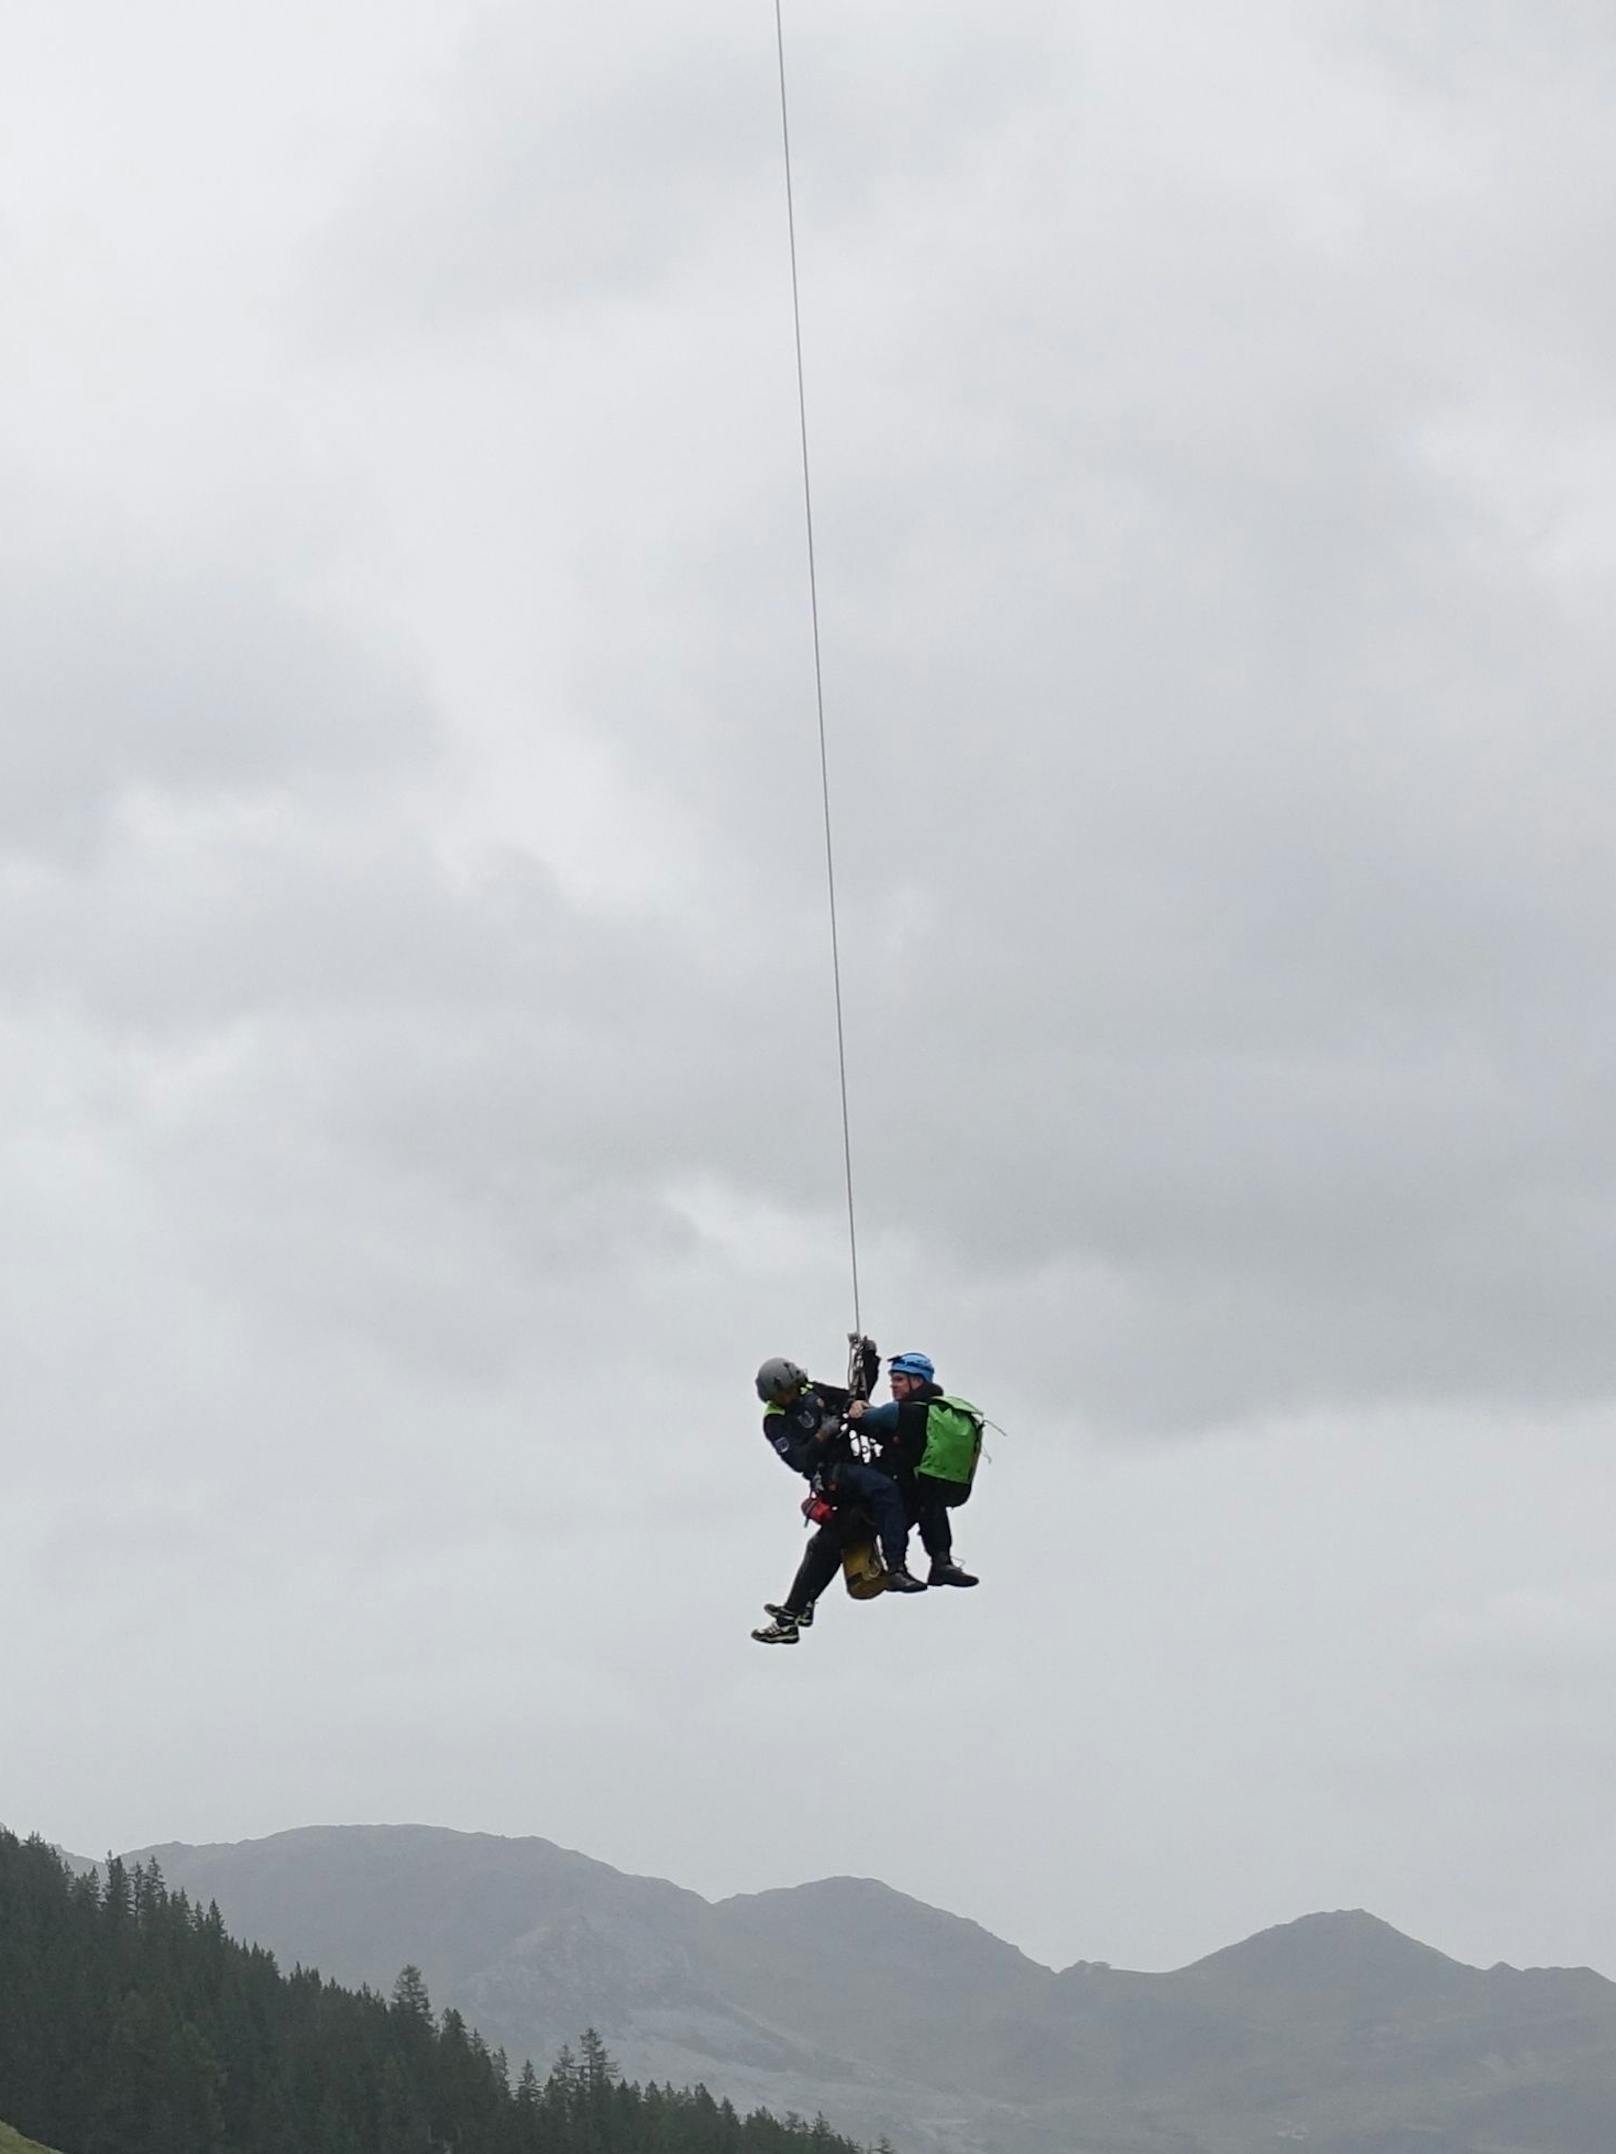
[888,1351,935,1382]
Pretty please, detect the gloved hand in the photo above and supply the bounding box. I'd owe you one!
[855,1335,881,1395]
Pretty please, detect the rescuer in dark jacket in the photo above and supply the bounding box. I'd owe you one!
[851,1351,979,1587]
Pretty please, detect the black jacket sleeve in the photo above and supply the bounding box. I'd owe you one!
[762,1387,848,1478]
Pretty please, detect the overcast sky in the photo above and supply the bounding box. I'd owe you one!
[5,0,1616,1983]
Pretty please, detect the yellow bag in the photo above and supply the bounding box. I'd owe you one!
[842,1542,888,1600]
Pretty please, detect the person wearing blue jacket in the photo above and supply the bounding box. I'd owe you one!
[850,1351,979,1588]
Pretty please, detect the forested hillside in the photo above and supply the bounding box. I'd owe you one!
[0,1831,869,2154]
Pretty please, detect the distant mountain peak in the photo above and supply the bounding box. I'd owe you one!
[1183,1908,1467,1992]
[715,1874,1049,1976]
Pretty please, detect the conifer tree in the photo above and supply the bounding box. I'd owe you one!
[0,1828,871,2154]
[391,1965,434,2026]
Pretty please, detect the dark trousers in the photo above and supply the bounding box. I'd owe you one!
[824,1460,908,1571]
[783,1519,853,1616]
[897,1469,953,1565]
[780,1464,909,1616]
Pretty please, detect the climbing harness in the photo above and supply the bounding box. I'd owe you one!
[844,1331,880,1464]
[774,0,862,1339]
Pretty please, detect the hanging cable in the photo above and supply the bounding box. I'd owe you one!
[773,0,863,1341]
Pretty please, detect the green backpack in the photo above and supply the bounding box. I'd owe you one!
[917,1395,985,1505]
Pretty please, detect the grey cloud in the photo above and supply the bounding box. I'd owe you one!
[270,0,1616,1434]
[315,14,778,329]
[313,0,1067,334]
[0,530,440,860]
[564,2,1616,1427]
[0,801,846,1428]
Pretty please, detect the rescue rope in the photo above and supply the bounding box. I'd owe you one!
[773,0,863,1340]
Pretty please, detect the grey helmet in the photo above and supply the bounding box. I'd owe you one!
[755,1356,809,1404]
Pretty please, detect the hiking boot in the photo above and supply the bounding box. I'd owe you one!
[751,1616,801,1644]
[764,1603,813,1630]
[883,1567,928,1594]
[928,1562,979,1588]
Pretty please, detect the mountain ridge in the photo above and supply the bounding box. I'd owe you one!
[134,1823,1529,1981]
[116,1823,1616,2154]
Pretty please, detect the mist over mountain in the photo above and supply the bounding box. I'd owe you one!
[131,1825,1616,2154]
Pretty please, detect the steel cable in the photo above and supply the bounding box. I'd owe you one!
[773,0,863,1339]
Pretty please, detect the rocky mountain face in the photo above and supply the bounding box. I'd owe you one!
[134,1826,1616,2154]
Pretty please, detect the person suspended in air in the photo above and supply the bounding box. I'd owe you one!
[849,1351,982,1588]
[750,1347,926,1645]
